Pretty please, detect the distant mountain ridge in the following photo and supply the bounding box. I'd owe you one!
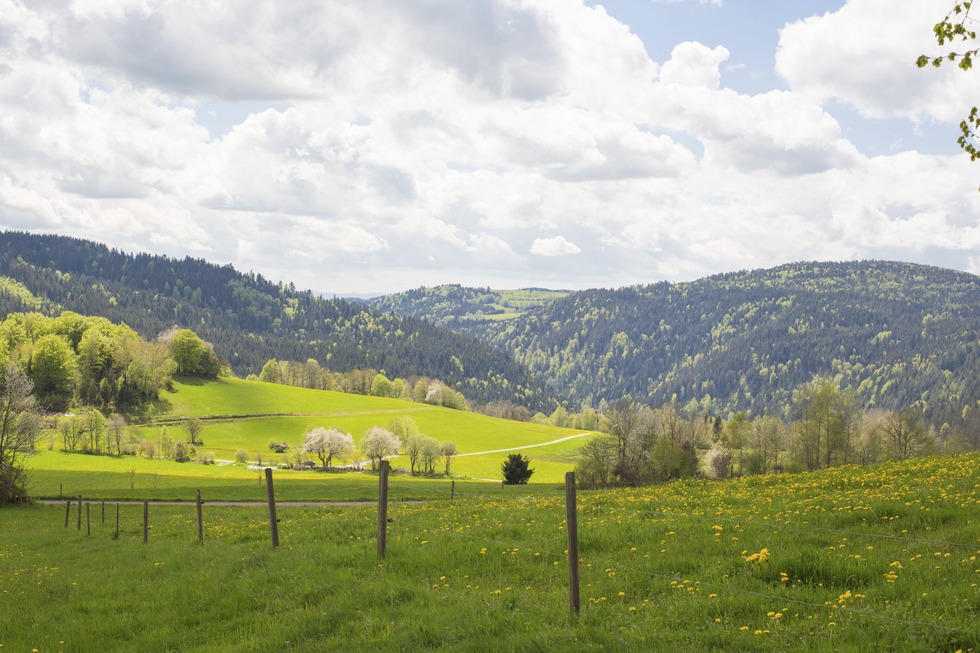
[0,231,549,410]
[373,261,980,426]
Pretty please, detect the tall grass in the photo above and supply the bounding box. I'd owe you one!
[2,453,976,651]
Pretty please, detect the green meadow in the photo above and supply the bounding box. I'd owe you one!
[28,376,593,501]
[1,453,976,651]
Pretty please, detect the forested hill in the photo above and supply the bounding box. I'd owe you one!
[0,231,549,410]
[376,262,980,424]
[367,285,568,333]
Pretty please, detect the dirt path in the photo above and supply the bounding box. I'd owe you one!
[453,431,594,457]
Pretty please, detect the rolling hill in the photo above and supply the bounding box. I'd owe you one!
[26,375,592,500]
[374,261,980,426]
[0,231,550,410]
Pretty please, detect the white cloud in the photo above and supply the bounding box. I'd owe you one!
[775,0,980,122]
[530,235,582,256]
[0,0,978,293]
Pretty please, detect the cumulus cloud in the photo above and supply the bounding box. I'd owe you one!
[0,0,978,293]
[530,236,582,256]
[775,0,980,122]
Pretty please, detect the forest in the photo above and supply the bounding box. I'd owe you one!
[376,261,980,434]
[0,231,550,411]
[7,232,980,440]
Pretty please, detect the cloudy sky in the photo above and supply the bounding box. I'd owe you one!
[2,0,980,295]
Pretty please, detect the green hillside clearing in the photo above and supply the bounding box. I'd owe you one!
[31,376,594,499]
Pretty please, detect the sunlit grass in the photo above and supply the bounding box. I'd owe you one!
[2,453,977,651]
[36,376,594,498]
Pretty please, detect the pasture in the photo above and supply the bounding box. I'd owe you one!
[28,376,593,500]
[1,452,977,651]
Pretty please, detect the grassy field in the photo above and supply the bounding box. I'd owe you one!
[1,452,976,651]
[29,376,593,499]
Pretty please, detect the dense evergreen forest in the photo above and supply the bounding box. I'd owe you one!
[376,262,980,430]
[0,232,549,410]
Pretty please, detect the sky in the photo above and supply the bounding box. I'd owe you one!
[3,0,980,296]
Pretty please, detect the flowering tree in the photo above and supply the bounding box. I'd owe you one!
[303,427,355,468]
[359,427,401,471]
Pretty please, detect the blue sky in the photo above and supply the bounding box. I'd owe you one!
[1,0,978,294]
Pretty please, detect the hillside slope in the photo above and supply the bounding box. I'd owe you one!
[376,261,980,424]
[0,231,550,409]
[368,285,568,334]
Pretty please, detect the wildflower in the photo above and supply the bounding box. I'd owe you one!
[744,548,770,564]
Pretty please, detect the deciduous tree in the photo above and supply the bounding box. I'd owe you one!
[882,408,935,460]
[917,2,980,162]
[0,364,41,504]
[303,426,355,468]
[359,427,400,471]
[441,441,457,476]
[29,334,76,410]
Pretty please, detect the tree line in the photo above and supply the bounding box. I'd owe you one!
[253,358,468,411]
[0,310,220,412]
[572,375,976,489]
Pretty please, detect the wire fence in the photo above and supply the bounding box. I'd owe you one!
[56,468,980,643]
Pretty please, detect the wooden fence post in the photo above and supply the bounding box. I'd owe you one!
[64,500,70,529]
[450,479,455,501]
[565,471,580,615]
[101,501,105,525]
[114,503,120,540]
[377,460,390,558]
[86,503,90,537]
[265,468,279,549]
[142,501,149,543]
[196,489,204,544]
[76,495,82,531]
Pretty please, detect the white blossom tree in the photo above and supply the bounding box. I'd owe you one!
[360,427,401,471]
[303,427,355,468]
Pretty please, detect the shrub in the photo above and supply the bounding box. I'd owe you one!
[235,448,249,464]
